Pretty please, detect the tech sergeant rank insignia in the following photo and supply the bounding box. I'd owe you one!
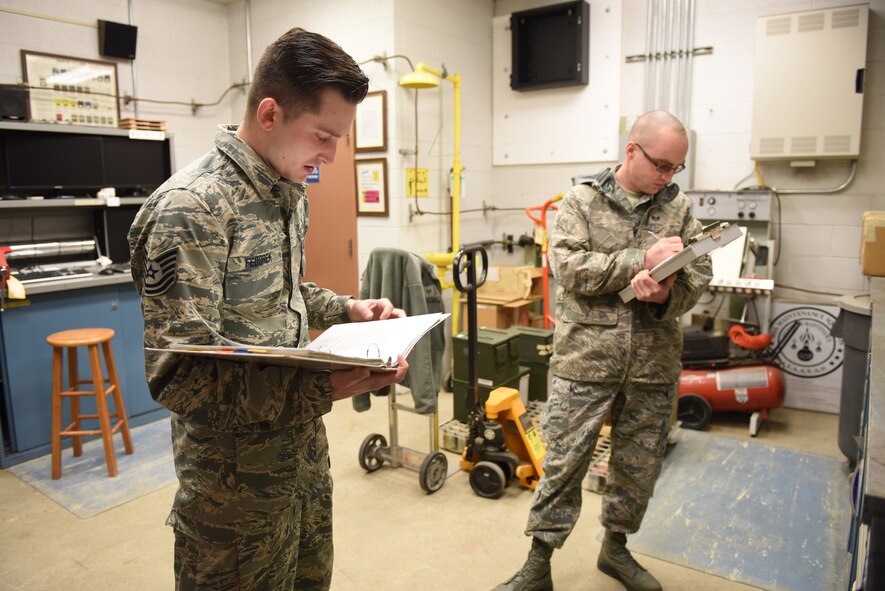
[142,248,178,297]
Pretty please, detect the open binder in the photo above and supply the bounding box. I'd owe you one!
[149,312,449,373]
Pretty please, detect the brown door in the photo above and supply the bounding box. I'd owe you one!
[302,130,359,298]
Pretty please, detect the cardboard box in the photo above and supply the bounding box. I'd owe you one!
[476,265,543,304]
[862,212,885,276]
[458,265,545,329]
[461,300,537,329]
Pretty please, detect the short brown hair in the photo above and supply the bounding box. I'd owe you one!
[246,28,368,119]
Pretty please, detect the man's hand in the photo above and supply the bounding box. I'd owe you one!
[346,298,405,322]
[330,355,409,401]
[644,236,683,270]
[630,269,676,304]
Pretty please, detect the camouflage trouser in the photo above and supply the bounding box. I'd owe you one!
[526,377,674,547]
[169,415,333,590]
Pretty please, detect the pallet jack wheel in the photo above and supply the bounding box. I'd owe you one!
[498,461,514,487]
[419,451,448,494]
[677,393,712,430]
[358,433,387,472]
[469,461,506,499]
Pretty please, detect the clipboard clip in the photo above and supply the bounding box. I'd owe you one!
[688,221,728,245]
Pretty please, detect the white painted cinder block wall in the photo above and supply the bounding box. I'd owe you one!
[492,0,885,304]
[2,0,882,304]
[222,0,494,273]
[0,0,234,169]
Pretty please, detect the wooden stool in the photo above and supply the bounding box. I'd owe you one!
[47,328,134,479]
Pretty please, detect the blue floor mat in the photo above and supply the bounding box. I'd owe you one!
[626,429,850,591]
[7,418,175,519]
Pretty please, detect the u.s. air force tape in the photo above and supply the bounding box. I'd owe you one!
[143,248,178,296]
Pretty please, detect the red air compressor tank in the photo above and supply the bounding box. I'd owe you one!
[677,365,786,433]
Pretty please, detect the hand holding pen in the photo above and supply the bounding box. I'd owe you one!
[644,231,683,271]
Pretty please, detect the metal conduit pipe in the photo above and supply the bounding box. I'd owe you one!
[645,0,654,111]
[773,160,858,194]
[682,0,690,121]
[663,0,669,107]
[656,0,664,108]
[685,0,696,128]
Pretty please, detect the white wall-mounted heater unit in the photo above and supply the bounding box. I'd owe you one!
[750,3,869,161]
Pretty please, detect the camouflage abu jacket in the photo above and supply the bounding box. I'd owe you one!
[548,167,712,385]
[128,126,349,432]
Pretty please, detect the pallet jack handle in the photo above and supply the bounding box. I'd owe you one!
[453,245,488,419]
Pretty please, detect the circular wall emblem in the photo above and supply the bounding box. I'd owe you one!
[770,306,843,378]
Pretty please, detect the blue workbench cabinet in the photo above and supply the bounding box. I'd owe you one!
[0,281,164,467]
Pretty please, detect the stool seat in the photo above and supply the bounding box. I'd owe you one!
[49,327,133,479]
[47,328,115,348]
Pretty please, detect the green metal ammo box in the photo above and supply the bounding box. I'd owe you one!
[452,327,520,386]
[508,326,554,402]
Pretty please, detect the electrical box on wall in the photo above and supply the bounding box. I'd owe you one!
[510,1,590,91]
[750,3,868,161]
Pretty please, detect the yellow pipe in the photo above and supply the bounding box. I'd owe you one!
[450,71,462,336]
[413,64,463,336]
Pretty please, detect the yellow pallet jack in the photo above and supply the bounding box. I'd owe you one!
[453,245,546,498]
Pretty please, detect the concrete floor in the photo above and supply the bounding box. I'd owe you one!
[0,390,844,591]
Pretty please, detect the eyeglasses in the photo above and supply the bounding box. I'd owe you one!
[634,143,685,175]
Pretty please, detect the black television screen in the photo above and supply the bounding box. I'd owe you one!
[5,133,104,191]
[102,136,171,194]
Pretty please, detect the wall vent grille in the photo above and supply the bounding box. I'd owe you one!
[766,16,791,36]
[798,12,825,32]
[832,8,861,29]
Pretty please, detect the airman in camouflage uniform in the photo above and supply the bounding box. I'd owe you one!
[129,28,407,591]
[494,111,712,591]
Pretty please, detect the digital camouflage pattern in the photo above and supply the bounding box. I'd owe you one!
[128,125,349,590]
[527,378,675,544]
[524,167,712,546]
[548,167,712,385]
[172,417,333,590]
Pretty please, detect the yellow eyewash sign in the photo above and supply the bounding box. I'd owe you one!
[406,168,428,197]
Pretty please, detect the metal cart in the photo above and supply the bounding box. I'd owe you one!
[358,385,448,493]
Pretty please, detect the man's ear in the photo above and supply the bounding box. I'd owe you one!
[256,98,281,131]
[623,141,636,162]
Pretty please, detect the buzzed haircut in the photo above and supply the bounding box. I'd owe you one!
[246,27,369,120]
[628,110,687,143]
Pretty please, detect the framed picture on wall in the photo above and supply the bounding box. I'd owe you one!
[21,50,120,128]
[354,158,388,217]
[354,90,387,153]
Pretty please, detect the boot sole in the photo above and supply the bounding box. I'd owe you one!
[597,557,641,591]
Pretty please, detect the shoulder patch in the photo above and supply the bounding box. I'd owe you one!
[143,248,178,297]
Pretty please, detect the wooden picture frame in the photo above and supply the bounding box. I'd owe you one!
[21,50,120,128]
[354,158,389,217]
[354,90,387,153]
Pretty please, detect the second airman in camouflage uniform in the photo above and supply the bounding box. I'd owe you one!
[129,29,407,591]
[494,111,712,591]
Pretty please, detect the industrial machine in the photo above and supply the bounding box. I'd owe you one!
[454,245,546,498]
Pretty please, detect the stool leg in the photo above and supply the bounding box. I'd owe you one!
[102,341,133,455]
[66,347,82,457]
[51,347,63,480]
[89,344,117,477]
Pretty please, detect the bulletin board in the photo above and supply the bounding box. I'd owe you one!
[492,8,620,166]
